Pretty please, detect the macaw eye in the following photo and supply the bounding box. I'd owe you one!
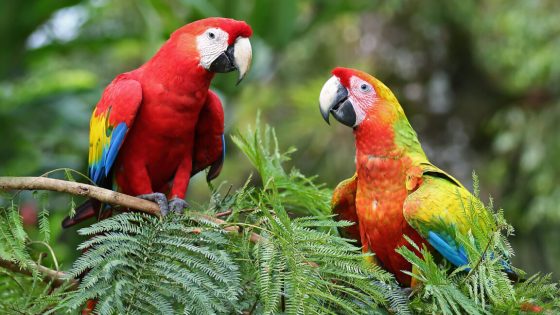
[360,83,371,92]
[208,32,216,39]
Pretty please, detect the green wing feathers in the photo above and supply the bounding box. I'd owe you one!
[403,164,493,267]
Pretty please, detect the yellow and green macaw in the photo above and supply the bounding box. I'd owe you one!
[319,67,513,287]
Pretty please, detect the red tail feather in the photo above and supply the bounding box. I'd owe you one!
[61,200,100,228]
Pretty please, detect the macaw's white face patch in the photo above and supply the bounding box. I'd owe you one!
[196,28,229,69]
[349,76,376,126]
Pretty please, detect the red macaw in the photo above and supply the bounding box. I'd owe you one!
[319,67,514,287]
[63,18,252,227]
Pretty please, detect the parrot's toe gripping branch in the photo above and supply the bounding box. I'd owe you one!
[137,193,169,216]
[168,198,189,214]
[400,286,420,299]
[400,287,413,297]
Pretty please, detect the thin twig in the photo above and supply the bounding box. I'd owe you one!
[461,229,497,285]
[199,214,263,242]
[0,258,78,289]
[29,241,60,271]
[245,295,259,315]
[215,210,233,218]
[215,207,257,218]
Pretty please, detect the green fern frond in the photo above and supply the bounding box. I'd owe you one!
[0,271,72,315]
[57,212,241,314]
[0,201,37,273]
[231,114,332,217]
[0,195,72,314]
[242,187,390,314]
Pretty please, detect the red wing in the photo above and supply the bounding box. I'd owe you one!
[88,76,142,187]
[332,173,361,245]
[191,90,225,181]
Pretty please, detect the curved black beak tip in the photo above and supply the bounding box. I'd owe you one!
[331,98,356,127]
[209,45,237,73]
[321,107,330,124]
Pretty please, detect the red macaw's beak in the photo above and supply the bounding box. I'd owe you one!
[319,75,356,127]
[209,36,252,84]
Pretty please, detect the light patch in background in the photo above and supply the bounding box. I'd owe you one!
[26,5,89,49]
[428,70,452,114]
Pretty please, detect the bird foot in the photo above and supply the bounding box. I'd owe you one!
[168,198,189,214]
[401,287,413,298]
[137,193,169,216]
[402,286,421,299]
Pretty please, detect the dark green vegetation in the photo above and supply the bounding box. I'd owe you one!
[1,0,559,313]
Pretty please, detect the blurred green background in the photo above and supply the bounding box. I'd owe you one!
[1,0,559,278]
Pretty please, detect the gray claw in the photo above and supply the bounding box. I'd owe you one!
[401,287,413,297]
[137,193,169,216]
[168,198,189,214]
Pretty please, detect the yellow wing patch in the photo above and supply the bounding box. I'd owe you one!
[89,109,111,167]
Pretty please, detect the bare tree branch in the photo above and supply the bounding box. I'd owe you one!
[0,176,160,215]
[0,175,262,242]
[0,176,263,285]
[0,258,78,289]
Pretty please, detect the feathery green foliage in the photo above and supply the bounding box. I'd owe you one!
[231,115,332,217]
[0,201,34,270]
[0,200,73,314]
[57,212,241,314]
[0,120,559,314]
[230,118,394,314]
[0,270,71,315]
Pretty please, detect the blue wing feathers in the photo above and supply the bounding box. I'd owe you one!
[428,231,469,267]
[90,163,101,184]
[105,123,127,175]
[428,231,514,274]
[90,122,128,185]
